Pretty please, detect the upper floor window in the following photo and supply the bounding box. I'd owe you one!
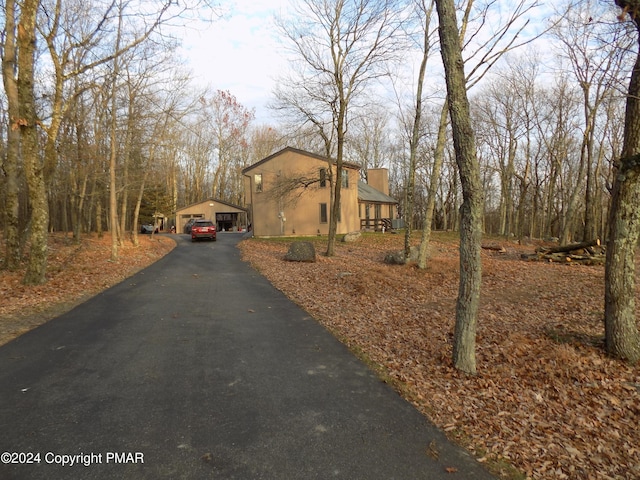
[254,174,263,193]
[319,168,327,188]
[341,169,349,188]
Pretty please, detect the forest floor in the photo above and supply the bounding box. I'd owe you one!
[0,231,638,479]
[0,233,175,346]
[238,232,640,480]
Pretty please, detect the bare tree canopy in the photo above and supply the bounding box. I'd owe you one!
[273,0,407,255]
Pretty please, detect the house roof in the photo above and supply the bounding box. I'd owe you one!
[176,197,247,213]
[241,146,361,174]
[358,181,398,204]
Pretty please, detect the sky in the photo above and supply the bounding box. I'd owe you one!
[179,0,292,125]
[176,0,566,127]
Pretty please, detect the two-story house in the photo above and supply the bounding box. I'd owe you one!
[242,147,397,237]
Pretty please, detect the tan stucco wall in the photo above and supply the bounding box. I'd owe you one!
[244,149,360,237]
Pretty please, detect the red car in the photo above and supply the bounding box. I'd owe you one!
[191,219,216,242]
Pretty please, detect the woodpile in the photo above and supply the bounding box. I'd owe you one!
[521,239,605,265]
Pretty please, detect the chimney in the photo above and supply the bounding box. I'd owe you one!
[367,168,389,195]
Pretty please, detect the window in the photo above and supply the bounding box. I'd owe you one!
[319,203,328,223]
[254,174,263,193]
[341,169,349,188]
[319,168,327,187]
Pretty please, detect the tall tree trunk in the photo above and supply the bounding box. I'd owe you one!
[327,101,346,257]
[604,0,640,363]
[418,100,448,268]
[131,174,147,247]
[436,0,484,375]
[405,1,433,262]
[327,134,343,257]
[109,7,123,261]
[1,0,21,270]
[19,0,49,285]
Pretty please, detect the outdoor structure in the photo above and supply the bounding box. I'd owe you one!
[242,147,397,237]
[175,198,248,234]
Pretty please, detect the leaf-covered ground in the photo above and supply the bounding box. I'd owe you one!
[0,233,175,346]
[1,231,638,479]
[238,232,640,480]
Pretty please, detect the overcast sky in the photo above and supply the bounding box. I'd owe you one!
[177,0,561,126]
[179,0,292,124]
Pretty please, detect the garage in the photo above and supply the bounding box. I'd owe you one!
[175,199,248,234]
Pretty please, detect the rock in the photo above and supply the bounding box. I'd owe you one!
[384,246,419,265]
[284,241,316,263]
[342,231,362,243]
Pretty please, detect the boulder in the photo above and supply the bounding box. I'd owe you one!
[342,231,362,243]
[384,246,419,265]
[284,241,316,263]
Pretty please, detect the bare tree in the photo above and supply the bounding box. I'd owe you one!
[552,0,633,243]
[409,0,549,269]
[403,0,436,261]
[347,105,393,177]
[1,0,211,273]
[17,0,48,285]
[0,0,21,270]
[435,0,484,374]
[274,0,405,255]
[207,90,255,203]
[604,0,640,363]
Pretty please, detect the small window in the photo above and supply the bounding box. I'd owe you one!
[341,169,349,188]
[255,174,263,193]
[319,203,328,223]
[320,168,327,187]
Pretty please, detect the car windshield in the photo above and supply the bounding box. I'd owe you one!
[195,221,213,227]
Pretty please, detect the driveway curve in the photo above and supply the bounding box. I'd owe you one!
[0,233,495,479]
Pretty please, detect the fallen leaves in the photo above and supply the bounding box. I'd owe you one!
[0,233,175,346]
[1,231,638,479]
[239,233,640,480]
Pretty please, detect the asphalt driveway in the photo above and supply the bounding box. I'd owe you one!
[0,233,495,479]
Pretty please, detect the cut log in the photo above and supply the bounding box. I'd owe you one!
[481,243,506,253]
[536,239,600,254]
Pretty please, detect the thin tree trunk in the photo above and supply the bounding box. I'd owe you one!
[328,139,343,256]
[131,174,148,247]
[109,7,123,261]
[418,100,448,268]
[405,1,433,262]
[436,0,484,375]
[327,103,346,257]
